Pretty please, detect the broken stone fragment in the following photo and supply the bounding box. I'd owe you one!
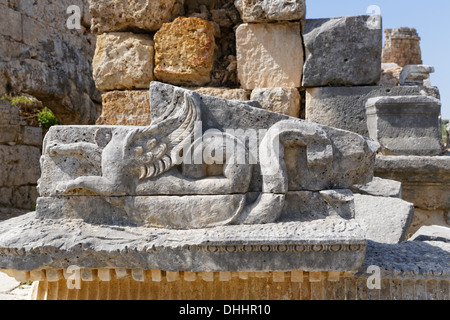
[351,177,402,198]
[302,15,382,87]
[234,0,306,22]
[236,22,303,89]
[154,17,216,86]
[399,65,435,86]
[89,0,185,34]
[93,32,155,91]
[354,194,415,244]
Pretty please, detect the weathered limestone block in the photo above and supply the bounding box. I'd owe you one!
[93,33,154,91]
[375,155,450,211]
[302,15,382,87]
[354,194,415,244]
[89,0,185,34]
[0,145,41,187]
[234,0,306,22]
[410,225,450,243]
[0,212,367,272]
[399,65,434,86]
[191,87,250,101]
[366,95,443,156]
[236,23,303,89]
[250,88,301,117]
[351,177,402,198]
[281,190,355,222]
[154,17,216,86]
[305,86,441,137]
[96,90,151,126]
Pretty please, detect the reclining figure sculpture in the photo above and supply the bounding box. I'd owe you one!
[37,82,379,230]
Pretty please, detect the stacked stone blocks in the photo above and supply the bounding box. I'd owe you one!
[0,100,41,220]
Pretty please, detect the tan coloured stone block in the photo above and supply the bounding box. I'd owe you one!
[236,22,303,89]
[199,272,214,282]
[89,0,185,34]
[97,269,112,282]
[219,272,232,282]
[290,270,304,283]
[93,32,154,91]
[132,269,145,282]
[96,90,151,126]
[192,87,250,101]
[151,269,162,282]
[154,17,216,86]
[183,272,197,282]
[272,272,285,283]
[251,87,301,117]
[166,271,180,282]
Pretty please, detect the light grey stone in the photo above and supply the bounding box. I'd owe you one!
[305,86,441,137]
[351,177,402,198]
[280,190,355,222]
[302,15,382,87]
[234,0,306,23]
[410,225,450,243]
[400,65,435,86]
[354,194,415,244]
[36,195,248,229]
[366,95,443,156]
[0,212,367,272]
[375,155,450,211]
[0,145,41,187]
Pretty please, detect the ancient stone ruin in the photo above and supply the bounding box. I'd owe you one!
[0,0,449,300]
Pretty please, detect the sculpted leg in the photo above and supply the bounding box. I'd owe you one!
[64,176,126,196]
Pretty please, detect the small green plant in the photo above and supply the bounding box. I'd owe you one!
[37,107,59,130]
[10,96,37,106]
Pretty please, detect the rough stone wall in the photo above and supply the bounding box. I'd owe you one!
[382,27,423,67]
[0,100,41,221]
[0,0,101,125]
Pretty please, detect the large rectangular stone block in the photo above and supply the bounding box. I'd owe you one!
[154,17,215,86]
[93,32,154,91]
[366,95,443,156]
[235,0,306,23]
[302,15,382,87]
[306,86,441,137]
[89,0,185,34]
[236,22,303,89]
